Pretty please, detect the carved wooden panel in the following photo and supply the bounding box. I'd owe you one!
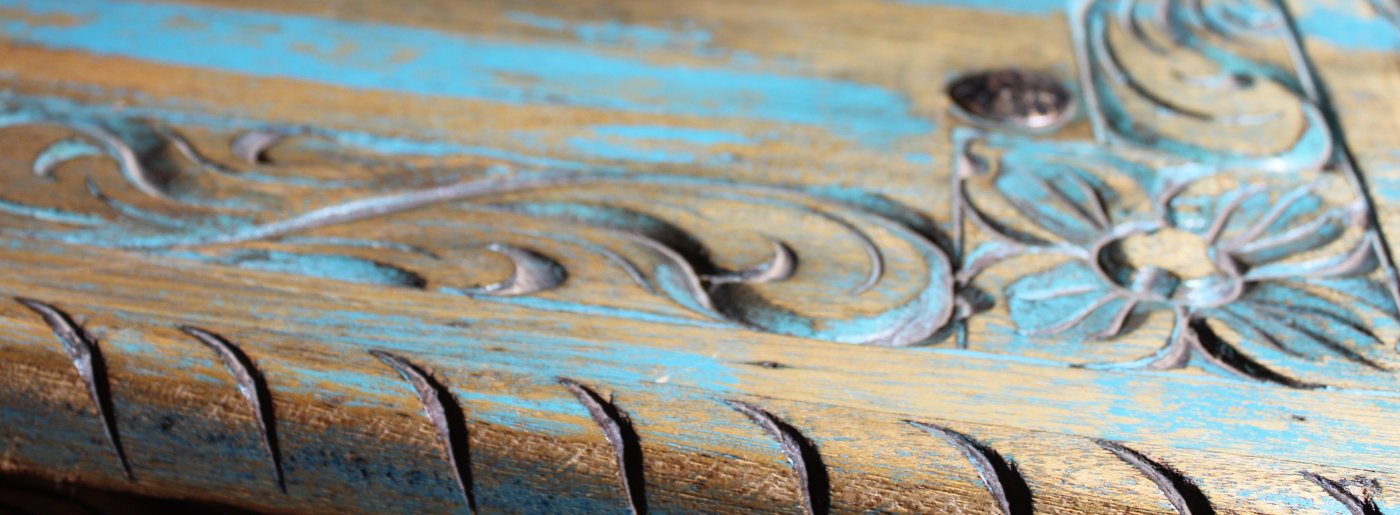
[1,0,1399,513]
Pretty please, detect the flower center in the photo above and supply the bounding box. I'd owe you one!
[1115,228,1217,280]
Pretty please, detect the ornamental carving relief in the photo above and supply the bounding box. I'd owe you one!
[953,130,1398,388]
[0,93,954,348]
[1,0,1398,390]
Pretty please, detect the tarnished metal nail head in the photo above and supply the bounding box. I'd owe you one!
[947,69,1075,130]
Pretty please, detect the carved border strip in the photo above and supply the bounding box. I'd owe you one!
[9,297,1386,513]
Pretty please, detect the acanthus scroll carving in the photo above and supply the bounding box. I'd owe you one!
[0,93,954,348]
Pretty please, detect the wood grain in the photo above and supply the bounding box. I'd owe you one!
[1,0,1398,512]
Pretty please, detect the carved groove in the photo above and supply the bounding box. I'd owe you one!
[1303,472,1382,515]
[558,378,647,515]
[1187,318,1321,390]
[704,240,796,285]
[906,421,1032,515]
[370,350,475,513]
[179,326,285,493]
[230,129,288,165]
[14,298,133,481]
[465,243,566,296]
[725,400,829,515]
[1095,439,1213,514]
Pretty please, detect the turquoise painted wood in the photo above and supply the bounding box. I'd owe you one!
[2,0,1400,513]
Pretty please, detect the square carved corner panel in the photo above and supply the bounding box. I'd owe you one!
[2,0,1399,513]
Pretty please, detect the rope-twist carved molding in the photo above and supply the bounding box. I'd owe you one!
[7,298,1388,513]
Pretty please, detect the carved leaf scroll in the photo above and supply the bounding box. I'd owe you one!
[0,93,955,347]
[1069,0,1333,173]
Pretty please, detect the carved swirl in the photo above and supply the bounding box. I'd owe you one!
[1095,439,1214,514]
[1304,472,1383,515]
[1069,0,1332,173]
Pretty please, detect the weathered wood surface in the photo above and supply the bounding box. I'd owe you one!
[2,0,1399,512]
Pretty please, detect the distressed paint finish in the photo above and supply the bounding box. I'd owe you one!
[1,0,1399,513]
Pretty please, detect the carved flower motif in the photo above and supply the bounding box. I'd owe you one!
[957,135,1398,387]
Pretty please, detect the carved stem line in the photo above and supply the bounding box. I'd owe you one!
[1303,472,1382,515]
[724,400,829,515]
[14,298,133,481]
[1095,439,1213,514]
[370,350,476,514]
[105,170,950,346]
[557,378,647,515]
[1266,0,1400,326]
[906,421,1032,515]
[178,326,285,493]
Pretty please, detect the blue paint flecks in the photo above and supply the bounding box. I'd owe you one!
[506,12,712,52]
[903,152,933,164]
[3,90,617,174]
[568,124,750,164]
[159,249,426,288]
[442,292,732,330]
[591,125,750,145]
[0,0,932,147]
[1373,159,1400,199]
[891,0,1063,15]
[1296,3,1400,51]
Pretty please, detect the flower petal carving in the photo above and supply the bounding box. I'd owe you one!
[957,129,1400,388]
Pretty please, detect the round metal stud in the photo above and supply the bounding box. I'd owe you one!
[947,69,1075,130]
